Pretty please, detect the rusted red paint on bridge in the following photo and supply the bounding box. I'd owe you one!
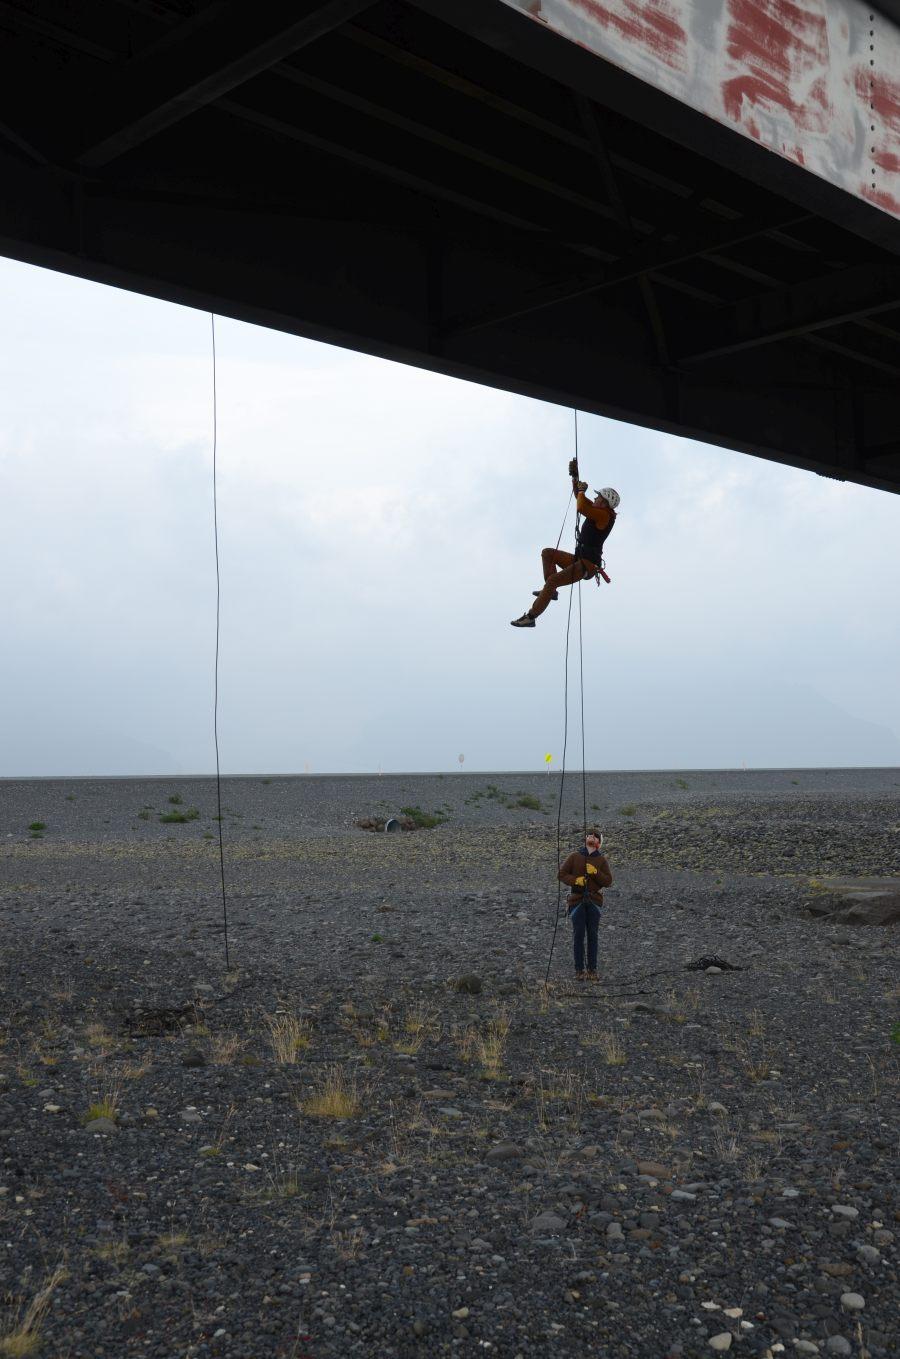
[721,0,831,129]
[571,0,687,70]
[503,0,900,219]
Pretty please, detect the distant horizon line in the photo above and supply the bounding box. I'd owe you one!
[2,765,899,782]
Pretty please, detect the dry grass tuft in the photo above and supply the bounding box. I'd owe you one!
[91,1240,129,1265]
[85,1022,115,1055]
[332,1226,365,1260]
[395,1003,440,1055]
[208,1031,246,1065]
[712,1123,741,1162]
[260,1169,302,1202]
[742,1052,772,1083]
[0,1264,67,1356]
[265,1012,311,1065]
[118,1059,151,1081]
[83,1078,121,1125]
[535,1067,585,1130]
[301,1065,361,1120]
[595,1029,626,1066]
[457,1011,511,1077]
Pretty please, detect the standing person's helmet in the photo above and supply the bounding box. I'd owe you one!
[596,487,620,509]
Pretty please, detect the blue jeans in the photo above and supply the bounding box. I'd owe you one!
[569,899,601,973]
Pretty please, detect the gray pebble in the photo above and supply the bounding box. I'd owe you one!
[531,1212,566,1234]
[839,1292,865,1311]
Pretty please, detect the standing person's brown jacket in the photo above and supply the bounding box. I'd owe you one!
[558,846,613,908]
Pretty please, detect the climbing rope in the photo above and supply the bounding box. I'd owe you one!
[545,409,589,982]
[211,314,231,970]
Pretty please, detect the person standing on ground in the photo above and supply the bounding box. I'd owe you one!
[557,829,612,980]
[511,462,619,628]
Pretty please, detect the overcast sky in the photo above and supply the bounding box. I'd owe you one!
[2,255,899,776]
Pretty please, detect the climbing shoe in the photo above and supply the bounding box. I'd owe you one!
[585,970,599,983]
[533,590,559,601]
[575,971,587,982]
[510,614,535,628]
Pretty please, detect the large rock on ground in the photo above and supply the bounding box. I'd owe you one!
[806,876,900,926]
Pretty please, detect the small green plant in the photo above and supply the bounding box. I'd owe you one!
[137,810,151,821]
[65,794,76,802]
[370,933,383,943]
[891,1021,900,1045]
[619,804,637,817]
[261,778,271,785]
[159,807,200,824]
[168,793,183,805]
[673,778,689,790]
[83,1087,119,1124]
[28,821,46,833]
[515,794,543,811]
[400,805,445,829]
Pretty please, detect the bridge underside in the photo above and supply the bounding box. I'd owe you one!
[1,0,899,492]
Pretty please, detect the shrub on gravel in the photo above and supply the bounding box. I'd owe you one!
[399,805,445,829]
[159,806,200,824]
[27,821,46,834]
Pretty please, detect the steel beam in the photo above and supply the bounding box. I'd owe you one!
[443,210,811,336]
[679,264,900,363]
[73,0,377,168]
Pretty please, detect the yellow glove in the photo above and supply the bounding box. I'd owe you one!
[574,875,586,887]
[586,863,598,876]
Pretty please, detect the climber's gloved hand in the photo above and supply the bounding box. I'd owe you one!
[574,875,586,888]
[586,863,598,875]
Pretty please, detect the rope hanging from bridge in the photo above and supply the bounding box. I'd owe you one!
[210,313,231,971]
[545,409,589,983]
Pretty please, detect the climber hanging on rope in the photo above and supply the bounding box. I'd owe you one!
[510,458,620,628]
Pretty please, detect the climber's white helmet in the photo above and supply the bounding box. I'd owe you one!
[596,487,620,510]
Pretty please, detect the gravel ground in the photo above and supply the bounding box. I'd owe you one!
[0,770,897,1358]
